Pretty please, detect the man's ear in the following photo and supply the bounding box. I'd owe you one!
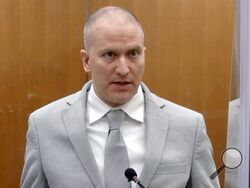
[80,49,90,72]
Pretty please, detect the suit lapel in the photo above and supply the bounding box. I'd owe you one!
[62,81,104,188]
[139,84,171,188]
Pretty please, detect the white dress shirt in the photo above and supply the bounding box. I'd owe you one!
[86,85,146,188]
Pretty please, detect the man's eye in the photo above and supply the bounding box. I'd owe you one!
[103,52,115,58]
[129,50,139,57]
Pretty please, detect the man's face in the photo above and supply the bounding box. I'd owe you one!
[81,21,145,107]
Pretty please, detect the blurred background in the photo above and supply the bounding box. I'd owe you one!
[0,0,236,187]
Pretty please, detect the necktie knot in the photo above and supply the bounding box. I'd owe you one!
[107,109,126,131]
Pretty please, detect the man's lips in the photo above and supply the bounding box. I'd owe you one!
[111,81,131,85]
[110,81,132,86]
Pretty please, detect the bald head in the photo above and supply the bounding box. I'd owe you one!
[83,6,144,51]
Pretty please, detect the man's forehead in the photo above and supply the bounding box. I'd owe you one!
[93,21,138,34]
[93,24,143,44]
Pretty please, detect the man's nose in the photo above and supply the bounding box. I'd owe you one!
[115,56,129,76]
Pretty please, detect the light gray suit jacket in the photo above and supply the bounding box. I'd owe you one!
[21,81,220,188]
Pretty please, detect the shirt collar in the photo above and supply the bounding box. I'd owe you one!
[87,84,144,124]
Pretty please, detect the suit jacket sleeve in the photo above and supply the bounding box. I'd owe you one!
[20,114,49,188]
[190,114,220,188]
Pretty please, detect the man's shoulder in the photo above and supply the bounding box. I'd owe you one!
[150,93,201,117]
[31,90,82,117]
[141,83,200,117]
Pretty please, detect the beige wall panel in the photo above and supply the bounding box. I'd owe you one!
[0,0,235,186]
[0,0,87,187]
[89,0,235,186]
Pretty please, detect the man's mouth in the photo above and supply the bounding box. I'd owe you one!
[112,81,131,85]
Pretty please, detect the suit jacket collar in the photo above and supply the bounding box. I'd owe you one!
[62,81,170,188]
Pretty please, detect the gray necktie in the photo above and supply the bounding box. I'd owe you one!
[104,109,131,188]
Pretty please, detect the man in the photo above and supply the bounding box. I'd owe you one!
[21,6,220,188]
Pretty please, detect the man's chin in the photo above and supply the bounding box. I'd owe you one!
[108,94,134,107]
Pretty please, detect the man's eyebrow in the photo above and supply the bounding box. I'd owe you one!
[128,44,144,49]
[98,48,117,55]
[98,45,144,54]
[124,45,144,52]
